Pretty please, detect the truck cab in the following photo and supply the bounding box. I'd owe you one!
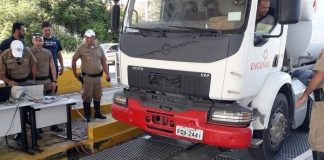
[111,0,320,159]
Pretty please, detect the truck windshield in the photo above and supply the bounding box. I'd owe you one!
[125,0,249,33]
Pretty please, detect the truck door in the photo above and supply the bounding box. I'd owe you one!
[245,0,282,96]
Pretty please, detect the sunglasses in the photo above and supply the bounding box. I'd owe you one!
[32,33,43,41]
[32,33,42,37]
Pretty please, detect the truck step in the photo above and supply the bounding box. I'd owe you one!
[280,130,310,158]
[250,138,263,148]
[143,135,194,149]
[214,155,239,160]
[80,130,310,160]
[80,137,189,160]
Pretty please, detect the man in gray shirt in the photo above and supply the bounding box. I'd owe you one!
[255,0,275,32]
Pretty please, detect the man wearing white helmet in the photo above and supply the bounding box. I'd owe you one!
[0,40,36,86]
[72,29,110,122]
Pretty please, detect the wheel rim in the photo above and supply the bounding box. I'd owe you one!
[269,107,287,148]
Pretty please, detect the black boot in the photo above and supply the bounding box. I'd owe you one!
[38,128,43,134]
[94,101,106,119]
[15,133,21,142]
[83,102,91,122]
[51,125,63,132]
[313,151,324,160]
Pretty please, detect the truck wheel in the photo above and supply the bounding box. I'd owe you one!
[249,93,290,160]
[298,97,313,131]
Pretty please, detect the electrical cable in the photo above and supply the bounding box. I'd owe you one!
[0,93,59,159]
[24,94,63,104]
[70,104,92,155]
[0,99,21,160]
[72,105,87,122]
[79,143,92,155]
[71,104,89,141]
[0,99,21,145]
[74,142,84,156]
[0,92,92,158]
[0,94,91,158]
[24,94,42,103]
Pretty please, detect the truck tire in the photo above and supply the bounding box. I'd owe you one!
[298,97,313,131]
[249,93,290,160]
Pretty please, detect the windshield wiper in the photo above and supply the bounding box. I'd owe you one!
[125,26,169,37]
[168,25,222,35]
[125,26,167,32]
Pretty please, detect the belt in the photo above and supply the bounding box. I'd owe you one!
[82,71,103,78]
[35,75,50,81]
[314,88,324,102]
[8,75,30,83]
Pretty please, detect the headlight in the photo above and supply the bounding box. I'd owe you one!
[113,91,128,106]
[209,103,252,127]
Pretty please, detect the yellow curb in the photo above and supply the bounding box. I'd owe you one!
[71,104,111,120]
[57,68,111,94]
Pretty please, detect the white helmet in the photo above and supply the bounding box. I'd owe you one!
[11,40,24,58]
[84,29,96,37]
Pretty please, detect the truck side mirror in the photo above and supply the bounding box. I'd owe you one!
[111,1,120,33]
[278,0,301,24]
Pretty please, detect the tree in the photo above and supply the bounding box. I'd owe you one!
[38,0,117,43]
[0,0,48,46]
[0,0,118,51]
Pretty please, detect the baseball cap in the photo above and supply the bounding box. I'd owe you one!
[84,29,96,37]
[32,33,43,40]
[11,40,24,58]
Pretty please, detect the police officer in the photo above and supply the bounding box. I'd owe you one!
[296,50,324,159]
[0,40,36,86]
[30,33,57,95]
[72,30,110,122]
[0,40,37,141]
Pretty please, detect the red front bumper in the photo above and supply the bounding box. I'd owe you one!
[112,98,252,148]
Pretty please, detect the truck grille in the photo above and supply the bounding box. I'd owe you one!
[128,66,211,97]
[148,72,182,89]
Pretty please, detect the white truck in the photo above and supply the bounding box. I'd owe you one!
[111,0,324,159]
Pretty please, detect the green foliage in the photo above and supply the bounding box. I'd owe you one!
[53,25,81,52]
[40,0,118,45]
[0,0,119,51]
[0,0,47,46]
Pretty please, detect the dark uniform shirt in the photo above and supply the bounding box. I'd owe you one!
[0,48,36,80]
[72,44,106,74]
[42,36,62,72]
[0,36,25,53]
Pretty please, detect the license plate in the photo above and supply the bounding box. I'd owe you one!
[176,125,203,140]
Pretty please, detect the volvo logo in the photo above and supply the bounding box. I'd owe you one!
[161,43,172,55]
[131,66,144,71]
[201,73,210,78]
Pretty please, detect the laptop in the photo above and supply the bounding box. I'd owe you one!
[0,87,12,102]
